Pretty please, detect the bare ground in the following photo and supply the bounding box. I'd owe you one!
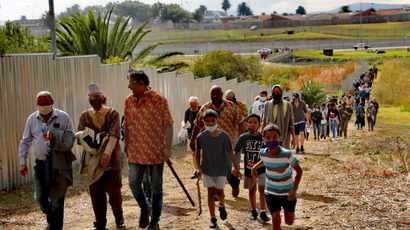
[1,121,409,230]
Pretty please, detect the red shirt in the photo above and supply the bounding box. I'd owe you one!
[124,90,173,164]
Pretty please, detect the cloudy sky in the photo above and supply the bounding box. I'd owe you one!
[0,0,409,21]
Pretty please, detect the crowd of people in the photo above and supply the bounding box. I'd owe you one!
[17,66,380,230]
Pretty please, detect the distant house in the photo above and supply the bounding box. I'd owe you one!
[12,19,48,36]
[352,8,378,17]
[203,10,227,22]
[377,8,410,16]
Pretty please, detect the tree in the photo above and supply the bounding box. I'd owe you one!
[58,4,81,18]
[193,5,207,22]
[111,1,153,23]
[237,2,253,16]
[301,80,326,107]
[222,0,231,14]
[0,21,48,55]
[56,8,184,71]
[296,6,306,15]
[340,5,352,13]
[20,15,27,21]
[160,4,192,23]
[192,50,261,81]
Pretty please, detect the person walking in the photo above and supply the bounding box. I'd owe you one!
[124,70,174,230]
[311,105,323,141]
[19,91,75,230]
[76,83,125,230]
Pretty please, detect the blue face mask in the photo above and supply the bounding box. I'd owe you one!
[265,140,280,149]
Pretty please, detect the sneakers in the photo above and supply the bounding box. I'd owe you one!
[148,220,160,230]
[139,209,150,228]
[259,211,270,223]
[248,210,258,220]
[296,147,300,153]
[300,145,305,153]
[209,217,217,228]
[219,206,227,220]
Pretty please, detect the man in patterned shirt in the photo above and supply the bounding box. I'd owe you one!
[190,85,244,197]
[124,70,173,230]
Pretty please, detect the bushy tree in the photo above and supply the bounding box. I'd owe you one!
[160,4,192,23]
[237,2,253,16]
[340,5,352,13]
[301,80,326,106]
[191,50,261,81]
[222,0,231,14]
[296,6,306,15]
[111,1,153,23]
[193,5,207,22]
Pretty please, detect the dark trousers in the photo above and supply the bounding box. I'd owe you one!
[313,122,321,140]
[89,170,124,229]
[129,163,164,222]
[33,160,65,230]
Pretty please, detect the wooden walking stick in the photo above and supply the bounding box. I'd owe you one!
[196,177,202,216]
[166,159,195,207]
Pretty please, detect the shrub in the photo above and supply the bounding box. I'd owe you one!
[191,50,262,81]
[301,80,327,106]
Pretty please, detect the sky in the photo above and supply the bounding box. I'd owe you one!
[1,0,410,21]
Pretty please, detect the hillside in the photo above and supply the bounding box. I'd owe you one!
[330,2,410,12]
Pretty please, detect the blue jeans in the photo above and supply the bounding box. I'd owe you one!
[128,163,164,221]
[330,120,337,138]
[33,159,65,230]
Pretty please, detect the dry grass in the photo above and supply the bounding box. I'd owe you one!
[261,62,356,92]
[373,59,410,111]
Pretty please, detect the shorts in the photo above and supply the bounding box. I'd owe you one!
[203,174,226,189]
[265,194,297,213]
[244,174,266,189]
[294,122,306,135]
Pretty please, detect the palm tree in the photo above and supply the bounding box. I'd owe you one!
[56,8,186,71]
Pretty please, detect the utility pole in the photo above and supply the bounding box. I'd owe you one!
[48,0,57,59]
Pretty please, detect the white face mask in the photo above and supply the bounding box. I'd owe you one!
[38,105,53,115]
[260,97,266,102]
[205,124,218,132]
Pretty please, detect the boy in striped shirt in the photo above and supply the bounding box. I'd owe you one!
[252,124,303,230]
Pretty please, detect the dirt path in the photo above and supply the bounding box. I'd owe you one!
[341,60,369,92]
[1,122,409,230]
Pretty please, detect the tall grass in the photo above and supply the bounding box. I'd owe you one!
[373,59,410,111]
[261,62,356,92]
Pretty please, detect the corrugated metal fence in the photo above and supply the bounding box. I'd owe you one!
[0,54,267,191]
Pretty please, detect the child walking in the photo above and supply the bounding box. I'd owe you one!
[234,114,270,222]
[194,109,239,228]
[252,124,303,230]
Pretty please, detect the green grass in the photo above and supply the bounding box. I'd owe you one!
[145,22,410,44]
[294,48,410,61]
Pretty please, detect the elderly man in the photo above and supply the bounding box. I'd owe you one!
[224,89,248,118]
[19,91,75,230]
[184,96,200,139]
[190,85,244,197]
[124,70,173,230]
[262,85,295,148]
[77,83,125,230]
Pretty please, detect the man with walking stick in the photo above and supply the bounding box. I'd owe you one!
[124,70,174,230]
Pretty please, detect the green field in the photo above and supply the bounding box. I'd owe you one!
[294,48,410,61]
[145,22,410,44]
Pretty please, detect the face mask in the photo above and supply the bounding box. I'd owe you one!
[38,105,53,115]
[265,140,280,149]
[205,124,218,132]
[260,97,266,102]
[272,93,282,101]
[89,98,103,111]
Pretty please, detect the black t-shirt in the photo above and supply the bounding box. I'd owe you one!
[235,132,265,177]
